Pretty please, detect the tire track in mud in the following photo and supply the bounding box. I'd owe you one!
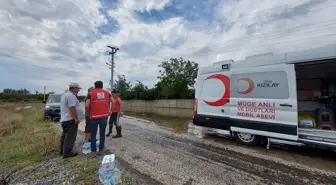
[122,122,336,185]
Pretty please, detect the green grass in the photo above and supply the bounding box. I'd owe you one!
[33,171,55,179]
[0,104,142,185]
[56,155,101,184]
[0,104,103,184]
[0,104,59,172]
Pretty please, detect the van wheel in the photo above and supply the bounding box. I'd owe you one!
[234,132,261,146]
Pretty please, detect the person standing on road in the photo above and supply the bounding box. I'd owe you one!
[84,87,94,142]
[85,81,110,152]
[106,90,123,138]
[60,83,83,158]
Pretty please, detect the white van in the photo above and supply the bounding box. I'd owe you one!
[193,44,336,149]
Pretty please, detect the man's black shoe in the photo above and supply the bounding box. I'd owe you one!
[59,151,63,156]
[106,132,112,137]
[63,152,78,159]
[112,135,122,138]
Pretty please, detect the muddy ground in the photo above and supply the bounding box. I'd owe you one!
[12,103,336,185]
[73,114,336,185]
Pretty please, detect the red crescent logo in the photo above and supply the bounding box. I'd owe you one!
[203,74,230,106]
[238,78,254,94]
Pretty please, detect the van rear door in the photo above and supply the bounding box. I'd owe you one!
[229,64,298,141]
[194,65,231,130]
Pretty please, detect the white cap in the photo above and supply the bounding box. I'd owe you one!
[69,83,82,89]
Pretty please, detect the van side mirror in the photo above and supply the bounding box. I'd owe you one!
[42,100,46,104]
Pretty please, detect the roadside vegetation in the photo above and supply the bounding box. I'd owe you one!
[0,104,100,184]
[0,104,149,185]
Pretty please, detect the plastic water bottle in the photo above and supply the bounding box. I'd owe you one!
[96,140,100,152]
[82,142,91,154]
[98,167,121,185]
[82,140,101,154]
[98,154,121,185]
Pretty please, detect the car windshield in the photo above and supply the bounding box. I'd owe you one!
[47,95,61,103]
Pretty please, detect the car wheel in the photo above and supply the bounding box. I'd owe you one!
[234,132,261,146]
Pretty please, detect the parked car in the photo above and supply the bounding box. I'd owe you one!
[43,94,62,121]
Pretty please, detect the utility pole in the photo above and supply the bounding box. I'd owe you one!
[106,46,119,91]
[43,86,46,101]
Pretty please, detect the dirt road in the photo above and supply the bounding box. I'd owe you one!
[77,115,336,185]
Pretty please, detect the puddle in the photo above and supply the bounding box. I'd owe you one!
[124,112,190,134]
[125,112,237,139]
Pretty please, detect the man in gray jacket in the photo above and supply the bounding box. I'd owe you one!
[59,83,83,158]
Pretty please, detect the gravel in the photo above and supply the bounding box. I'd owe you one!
[92,115,336,185]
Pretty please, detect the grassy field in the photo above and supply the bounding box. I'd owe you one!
[0,104,101,184]
[0,104,147,185]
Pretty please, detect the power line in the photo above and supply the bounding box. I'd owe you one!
[108,0,334,40]
[90,2,336,55]
[179,32,336,58]
[94,20,336,57]
[8,30,336,65]
[96,4,336,56]
[221,0,326,18]
[9,23,336,62]
[166,25,336,57]
[157,18,336,55]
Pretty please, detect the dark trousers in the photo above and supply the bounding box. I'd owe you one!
[108,112,121,132]
[60,120,78,156]
[90,117,107,152]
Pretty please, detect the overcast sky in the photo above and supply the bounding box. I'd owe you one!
[1,0,336,95]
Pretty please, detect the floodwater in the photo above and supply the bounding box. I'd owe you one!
[124,112,190,134]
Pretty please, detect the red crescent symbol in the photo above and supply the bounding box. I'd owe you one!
[238,78,254,94]
[203,74,230,106]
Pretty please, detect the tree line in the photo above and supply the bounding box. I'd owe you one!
[112,58,198,100]
[0,58,198,102]
[0,88,55,102]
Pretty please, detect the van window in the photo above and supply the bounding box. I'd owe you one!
[231,71,289,99]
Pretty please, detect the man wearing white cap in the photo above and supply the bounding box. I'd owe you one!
[59,83,83,158]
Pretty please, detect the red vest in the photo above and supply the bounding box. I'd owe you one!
[111,97,121,113]
[89,88,110,119]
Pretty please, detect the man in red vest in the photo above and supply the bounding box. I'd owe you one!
[106,89,123,138]
[85,81,111,152]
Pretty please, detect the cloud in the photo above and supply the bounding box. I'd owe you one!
[0,0,336,95]
[119,0,171,12]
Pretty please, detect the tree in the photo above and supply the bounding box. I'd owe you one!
[132,81,149,99]
[1,88,30,95]
[158,57,198,99]
[113,75,132,99]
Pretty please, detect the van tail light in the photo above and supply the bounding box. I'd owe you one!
[193,98,198,116]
